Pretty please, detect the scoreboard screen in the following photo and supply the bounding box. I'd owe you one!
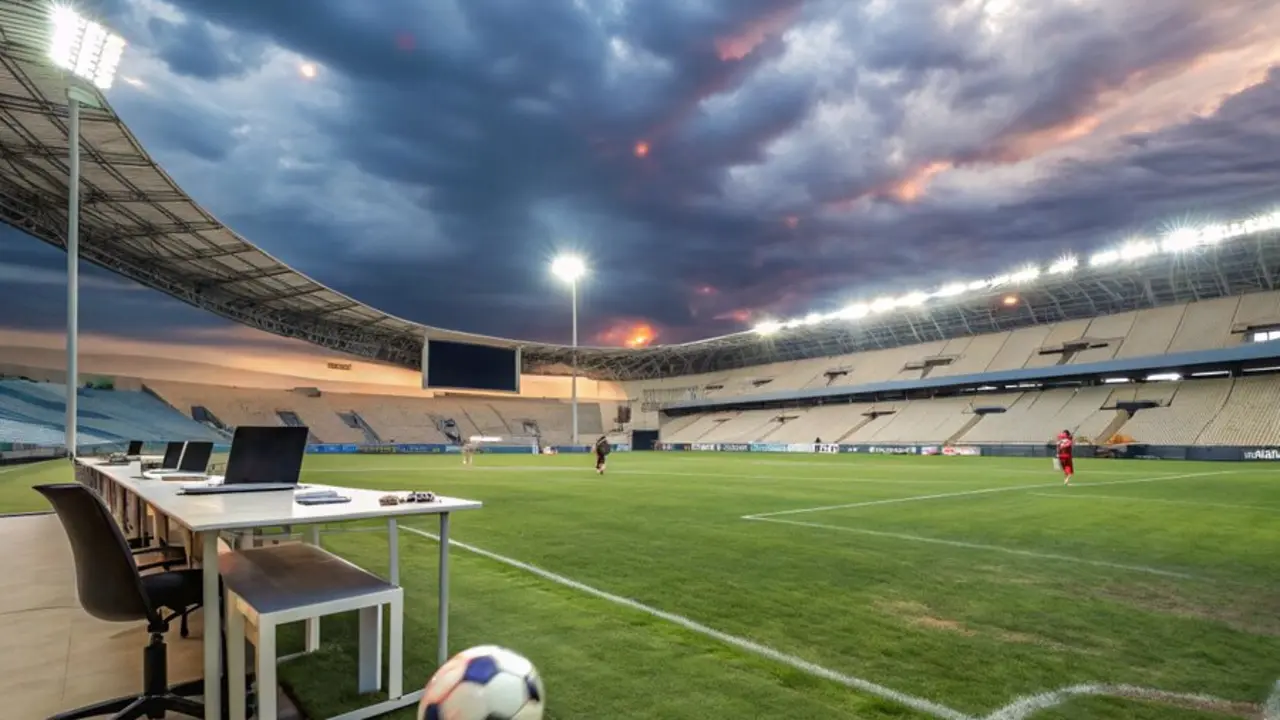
[422,336,521,393]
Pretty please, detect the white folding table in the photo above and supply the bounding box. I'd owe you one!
[76,458,482,720]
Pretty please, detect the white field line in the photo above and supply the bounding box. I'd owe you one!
[394,525,1263,719]
[1264,679,1280,720]
[742,470,1236,520]
[399,525,973,720]
[983,684,1256,720]
[1027,492,1280,514]
[748,517,1196,580]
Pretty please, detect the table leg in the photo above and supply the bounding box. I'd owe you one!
[304,526,321,653]
[437,512,450,666]
[388,519,399,586]
[227,591,247,720]
[132,495,146,544]
[388,519,401,697]
[202,532,223,720]
[154,510,170,547]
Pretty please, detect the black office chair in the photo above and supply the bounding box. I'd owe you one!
[35,483,206,720]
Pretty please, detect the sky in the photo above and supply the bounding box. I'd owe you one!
[3,0,1280,350]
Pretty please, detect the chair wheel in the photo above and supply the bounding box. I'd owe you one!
[180,626,190,638]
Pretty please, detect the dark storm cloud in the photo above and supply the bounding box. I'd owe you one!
[147,17,267,82]
[2,0,1279,346]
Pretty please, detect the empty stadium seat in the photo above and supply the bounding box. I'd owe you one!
[144,380,604,446]
[0,379,220,449]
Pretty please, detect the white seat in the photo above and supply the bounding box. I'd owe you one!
[219,543,404,720]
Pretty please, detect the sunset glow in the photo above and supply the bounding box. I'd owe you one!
[594,320,658,348]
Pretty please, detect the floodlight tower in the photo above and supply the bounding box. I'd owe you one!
[551,255,586,445]
[47,5,125,457]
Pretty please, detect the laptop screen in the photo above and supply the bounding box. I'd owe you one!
[160,442,185,469]
[126,440,143,455]
[223,426,310,486]
[177,441,213,472]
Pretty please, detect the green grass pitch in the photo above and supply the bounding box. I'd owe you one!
[3,453,1278,718]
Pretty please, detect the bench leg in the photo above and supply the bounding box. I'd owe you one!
[257,618,278,720]
[357,605,383,694]
[388,594,403,699]
[226,592,248,720]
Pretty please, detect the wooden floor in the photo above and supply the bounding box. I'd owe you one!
[0,513,205,719]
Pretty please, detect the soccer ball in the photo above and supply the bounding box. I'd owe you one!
[418,645,545,720]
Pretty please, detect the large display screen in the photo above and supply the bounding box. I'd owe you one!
[423,336,521,393]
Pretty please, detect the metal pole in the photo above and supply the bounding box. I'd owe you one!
[570,279,579,446]
[65,95,81,458]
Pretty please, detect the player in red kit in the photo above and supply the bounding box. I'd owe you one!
[1056,430,1074,485]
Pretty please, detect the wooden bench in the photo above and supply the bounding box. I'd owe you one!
[219,543,403,720]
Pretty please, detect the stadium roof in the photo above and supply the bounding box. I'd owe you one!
[3,1,1280,382]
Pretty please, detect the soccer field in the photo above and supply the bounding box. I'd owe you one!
[6,453,1280,718]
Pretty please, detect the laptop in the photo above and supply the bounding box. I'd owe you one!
[145,441,214,480]
[132,441,185,476]
[181,426,309,495]
[106,439,147,465]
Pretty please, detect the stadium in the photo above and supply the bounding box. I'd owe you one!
[2,3,1279,720]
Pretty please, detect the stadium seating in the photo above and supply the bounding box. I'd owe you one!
[0,379,219,448]
[1198,375,1280,446]
[144,380,604,446]
[755,404,868,443]
[6,290,1280,452]
[624,290,1280,407]
[655,376,1280,448]
[858,397,979,444]
[1117,379,1232,445]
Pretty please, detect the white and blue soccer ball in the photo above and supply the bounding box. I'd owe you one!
[419,645,545,720]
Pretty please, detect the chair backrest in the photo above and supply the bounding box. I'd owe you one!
[34,483,156,624]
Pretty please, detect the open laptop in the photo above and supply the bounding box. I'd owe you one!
[105,439,147,465]
[133,441,185,476]
[144,441,214,480]
[181,426,309,495]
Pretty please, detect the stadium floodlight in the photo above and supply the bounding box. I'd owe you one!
[49,5,125,90]
[749,208,1280,337]
[1011,266,1040,284]
[551,255,586,283]
[1119,239,1158,261]
[551,254,587,445]
[1048,256,1078,275]
[1089,250,1119,267]
[835,303,869,320]
[900,291,928,307]
[1161,228,1200,253]
[46,5,126,457]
